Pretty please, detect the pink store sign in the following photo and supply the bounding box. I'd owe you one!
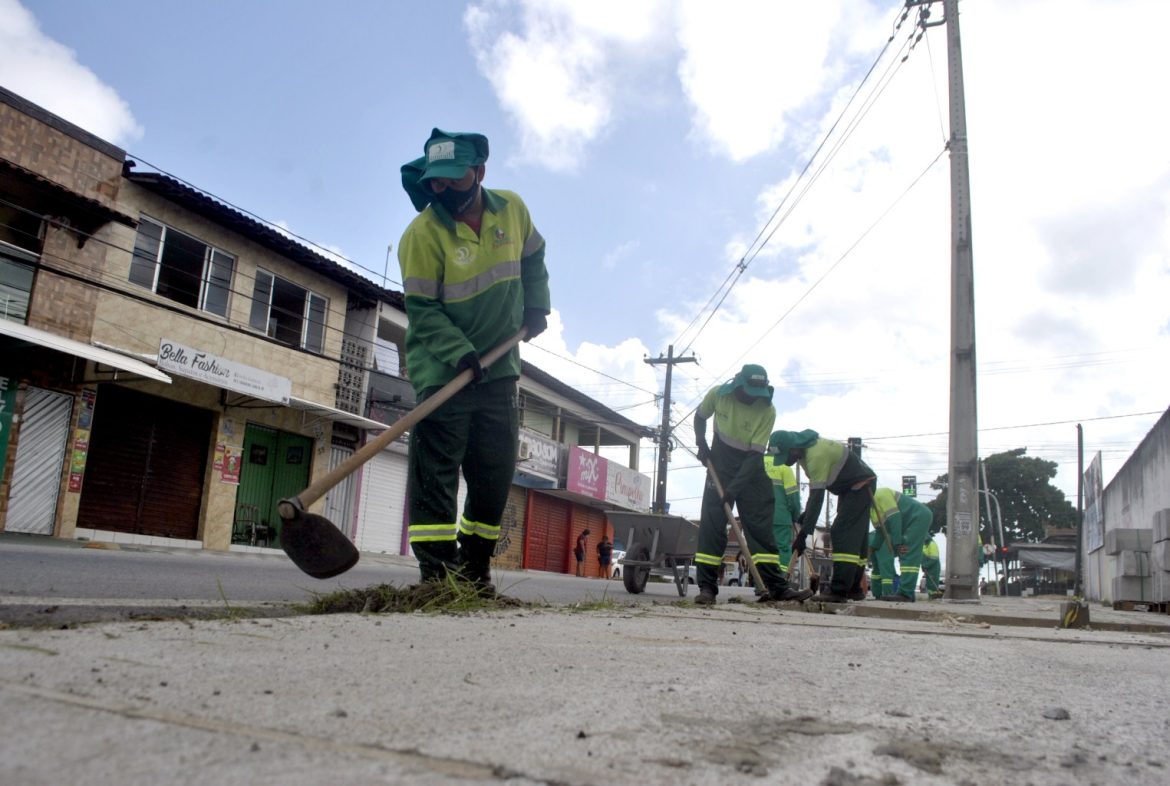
[567,445,607,500]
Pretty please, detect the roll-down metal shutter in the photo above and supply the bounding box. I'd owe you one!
[4,387,73,535]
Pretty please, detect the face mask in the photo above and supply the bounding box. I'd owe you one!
[434,174,479,216]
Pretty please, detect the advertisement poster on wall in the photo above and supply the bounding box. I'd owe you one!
[66,388,97,493]
[0,375,15,473]
[221,444,241,484]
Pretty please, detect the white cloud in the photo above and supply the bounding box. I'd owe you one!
[0,0,143,146]
[464,0,672,172]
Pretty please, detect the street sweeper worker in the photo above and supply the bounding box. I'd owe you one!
[692,365,813,605]
[770,430,877,603]
[922,535,942,598]
[398,128,550,592]
[869,487,933,602]
[763,452,802,576]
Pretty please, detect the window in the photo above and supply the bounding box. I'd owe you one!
[249,269,328,352]
[0,241,37,324]
[129,217,234,317]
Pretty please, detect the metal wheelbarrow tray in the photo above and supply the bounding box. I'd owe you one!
[607,511,699,597]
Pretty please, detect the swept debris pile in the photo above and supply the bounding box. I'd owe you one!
[305,581,529,615]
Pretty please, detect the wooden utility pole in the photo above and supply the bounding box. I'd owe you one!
[644,346,696,514]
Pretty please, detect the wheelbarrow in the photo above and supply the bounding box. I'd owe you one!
[607,511,699,597]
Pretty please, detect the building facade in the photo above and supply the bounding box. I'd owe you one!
[0,87,653,578]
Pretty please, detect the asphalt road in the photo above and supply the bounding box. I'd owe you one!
[0,534,744,624]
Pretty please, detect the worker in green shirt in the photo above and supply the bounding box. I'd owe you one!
[922,535,942,598]
[397,128,551,593]
[770,429,877,603]
[764,452,802,578]
[693,365,813,605]
[869,487,933,602]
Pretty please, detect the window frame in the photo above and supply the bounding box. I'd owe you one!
[249,268,329,353]
[129,216,235,317]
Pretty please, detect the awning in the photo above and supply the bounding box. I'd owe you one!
[1016,547,1076,571]
[0,320,172,383]
[287,396,388,432]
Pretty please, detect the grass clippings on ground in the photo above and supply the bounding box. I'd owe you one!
[304,578,530,616]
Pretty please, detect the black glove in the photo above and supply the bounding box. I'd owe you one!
[696,443,710,464]
[522,308,548,341]
[456,351,484,382]
[792,532,808,558]
[721,491,734,508]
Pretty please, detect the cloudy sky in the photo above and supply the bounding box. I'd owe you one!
[3,0,1168,523]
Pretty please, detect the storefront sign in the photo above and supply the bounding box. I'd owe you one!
[158,338,291,404]
[567,445,607,500]
[517,429,560,479]
[606,462,652,511]
[0,375,15,474]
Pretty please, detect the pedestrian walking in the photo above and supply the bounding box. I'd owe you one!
[770,429,877,603]
[692,365,813,605]
[398,128,551,593]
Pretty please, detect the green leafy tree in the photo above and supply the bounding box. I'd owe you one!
[925,448,1076,544]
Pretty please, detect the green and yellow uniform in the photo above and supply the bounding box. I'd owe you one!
[764,456,801,574]
[869,487,933,601]
[770,430,876,598]
[693,368,794,600]
[399,173,550,581]
[868,528,895,598]
[922,537,941,594]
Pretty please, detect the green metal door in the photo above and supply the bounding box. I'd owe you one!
[237,424,312,548]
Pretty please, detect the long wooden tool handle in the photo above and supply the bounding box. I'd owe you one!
[705,460,766,591]
[286,329,527,513]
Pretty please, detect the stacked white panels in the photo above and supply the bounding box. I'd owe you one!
[1151,510,1170,603]
[1107,527,1154,603]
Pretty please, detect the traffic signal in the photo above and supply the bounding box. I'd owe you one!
[902,475,917,497]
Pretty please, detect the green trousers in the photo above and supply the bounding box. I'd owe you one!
[772,502,796,576]
[828,483,874,596]
[406,378,518,581]
[869,530,895,598]
[892,506,933,600]
[695,450,788,597]
[923,555,941,593]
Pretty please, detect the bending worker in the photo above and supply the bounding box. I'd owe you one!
[764,450,802,579]
[398,128,551,593]
[692,365,813,605]
[869,487,933,602]
[922,535,942,598]
[770,430,877,603]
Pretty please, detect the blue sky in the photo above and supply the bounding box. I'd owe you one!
[4,0,1170,522]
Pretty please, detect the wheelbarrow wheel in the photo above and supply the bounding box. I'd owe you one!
[623,544,651,594]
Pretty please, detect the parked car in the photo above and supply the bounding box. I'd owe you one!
[609,549,626,578]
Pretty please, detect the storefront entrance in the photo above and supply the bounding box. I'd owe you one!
[235,424,313,549]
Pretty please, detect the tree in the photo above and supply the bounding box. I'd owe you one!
[925,448,1076,545]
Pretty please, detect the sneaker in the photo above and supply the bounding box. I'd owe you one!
[879,594,913,603]
[695,587,717,606]
[770,586,815,602]
[809,592,849,603]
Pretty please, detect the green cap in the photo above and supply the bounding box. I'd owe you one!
[769,429,819,458]
[719,364,773,400]
[400,128,490,212]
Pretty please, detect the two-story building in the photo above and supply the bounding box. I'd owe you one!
[0,86,653,578]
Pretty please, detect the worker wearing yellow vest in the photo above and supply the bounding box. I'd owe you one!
[869,487,933,602]
[922,535,942,598]
[769,429,876,603]
[398,128,551,592]
[763,453,802,576]
[693,366,813,605]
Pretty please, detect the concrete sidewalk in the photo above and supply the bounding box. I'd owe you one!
[3,588,1170,785]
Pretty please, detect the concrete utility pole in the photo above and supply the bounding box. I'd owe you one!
[911,0,979,599]
[645,345,696,514]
